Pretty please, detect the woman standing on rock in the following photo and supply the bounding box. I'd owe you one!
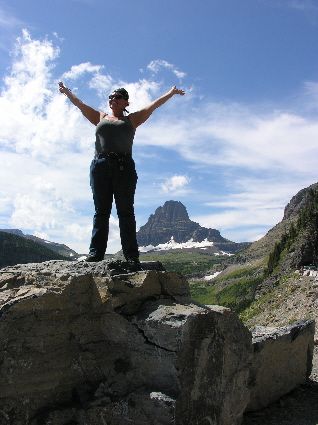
[59,82,185,269]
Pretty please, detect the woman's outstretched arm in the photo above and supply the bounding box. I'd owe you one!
[129,86,185,128]
[58,82,101,126]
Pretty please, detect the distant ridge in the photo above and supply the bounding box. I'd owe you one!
[0,229,78,259]
[0,231,70,268]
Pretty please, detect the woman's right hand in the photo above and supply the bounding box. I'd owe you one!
[58,81,101,126]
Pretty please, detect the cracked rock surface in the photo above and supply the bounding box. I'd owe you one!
[0,260,252,425]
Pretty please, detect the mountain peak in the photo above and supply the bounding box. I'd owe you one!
[137,200,248,254]
[155,200,189,222]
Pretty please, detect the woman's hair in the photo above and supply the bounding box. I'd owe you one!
[111,88,129,100]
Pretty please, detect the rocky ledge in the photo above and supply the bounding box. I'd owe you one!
[0,260,314,425]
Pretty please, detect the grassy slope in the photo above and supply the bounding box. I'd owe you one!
[189,261,264,313]
[140,251,228,276]
[140,249,268,315]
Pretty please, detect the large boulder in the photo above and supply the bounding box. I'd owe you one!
[0,260,252,425]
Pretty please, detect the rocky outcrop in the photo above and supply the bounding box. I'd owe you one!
[0,260,253,425]
[137,200,248,253]
[248,320,315,411]
[0,260,314,424]
[283,182,318,221]
[271,184,318,271]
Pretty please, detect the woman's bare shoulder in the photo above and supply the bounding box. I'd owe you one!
[99,111,107,122]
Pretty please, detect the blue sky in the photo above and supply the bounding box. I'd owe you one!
[1,0,318,253]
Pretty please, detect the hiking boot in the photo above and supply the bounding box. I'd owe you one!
[85,254,104,262]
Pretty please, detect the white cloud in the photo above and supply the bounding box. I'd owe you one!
[136,100,318,181]
[0,31,96,163]
[195,208,281,232]
[89,73,113,97]
[192,178,313,242]
[147,59,186,79]
[223,228,268,243]
[10,177,73,230]
[90,74,161,112]
[110,79,161,112]
[6,171,121,253]
[204,179,303,211]
[161,175,190,194]
[33,231,50,240]
[61,62,103,80]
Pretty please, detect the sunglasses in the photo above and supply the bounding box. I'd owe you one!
[109,94,127,100]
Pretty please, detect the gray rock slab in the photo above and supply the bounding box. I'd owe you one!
[247,319,315,411]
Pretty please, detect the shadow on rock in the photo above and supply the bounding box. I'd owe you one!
[243,380,318,425]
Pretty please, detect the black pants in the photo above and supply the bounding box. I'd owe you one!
[89,155,139,260]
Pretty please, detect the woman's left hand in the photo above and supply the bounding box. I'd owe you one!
[169,86,185,96]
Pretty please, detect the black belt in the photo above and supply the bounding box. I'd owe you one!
[95,152,132,160]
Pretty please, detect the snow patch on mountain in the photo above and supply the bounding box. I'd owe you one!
[204,271,222,281]
[215,251,234,257]
[139,237,215,252]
